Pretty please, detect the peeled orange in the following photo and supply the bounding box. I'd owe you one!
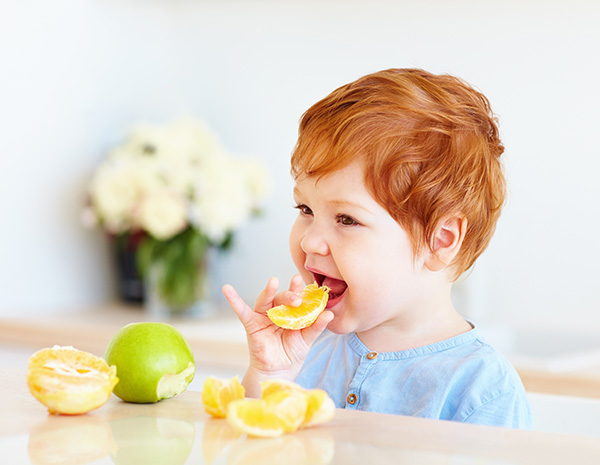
[263,389,309,433]
[226,398,288,438]
[260,379,301,399]
[202,376,245,418]
[260,379,335,428]
[267,283,329,330]
[225,379,335,437]
[302,388,335,428]
[27,346,118,415]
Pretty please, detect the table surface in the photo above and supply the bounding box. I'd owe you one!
[3,304,600,399]
[0,304,250,373]
[1,366,600,465]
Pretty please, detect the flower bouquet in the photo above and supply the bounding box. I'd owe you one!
[83,118,269,314]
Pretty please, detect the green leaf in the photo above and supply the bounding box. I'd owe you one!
[137,227,212,310]
[135,236,157,278]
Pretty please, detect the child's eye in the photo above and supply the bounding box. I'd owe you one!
[294,204,313,216]
[337,214,358,226]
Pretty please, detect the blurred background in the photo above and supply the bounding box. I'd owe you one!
[1,0,599,336]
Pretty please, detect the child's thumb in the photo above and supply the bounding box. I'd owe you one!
[300,310,334,347]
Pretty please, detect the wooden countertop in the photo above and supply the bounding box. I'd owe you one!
[1,366,599,464]
[0,303,249,373]
[3,303,600,399]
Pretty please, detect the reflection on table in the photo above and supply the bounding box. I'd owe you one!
[2,366,600,465]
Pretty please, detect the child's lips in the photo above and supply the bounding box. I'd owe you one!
[325,288,346,309]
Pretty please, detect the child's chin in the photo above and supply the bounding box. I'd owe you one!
[323,315,352,335]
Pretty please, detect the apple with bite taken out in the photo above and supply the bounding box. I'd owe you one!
[104,322,195,403]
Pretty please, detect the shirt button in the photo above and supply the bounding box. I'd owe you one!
[347,393,357,404]
[366,352,378,360]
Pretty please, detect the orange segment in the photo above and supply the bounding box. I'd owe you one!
[263,389,308,433]
[260,379,335,428]
[267,283,329,330]
[27,346,118,415]
[226,399,287,438]
[202,376,245,418]
[302,389,335,428]
[260,379,303,398]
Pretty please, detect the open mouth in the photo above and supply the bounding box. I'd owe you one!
[313,273,348,308]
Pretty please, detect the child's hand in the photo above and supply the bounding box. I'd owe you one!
[222,275,333,397]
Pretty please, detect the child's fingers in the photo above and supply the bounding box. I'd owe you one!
[253,277,280,314]
[222,284,255,328]
[273,290,302,308]
[300,310,334,346]
[271,274,303,307]
[288,274,304,294]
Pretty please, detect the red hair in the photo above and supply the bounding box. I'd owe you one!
[291,68,506,279]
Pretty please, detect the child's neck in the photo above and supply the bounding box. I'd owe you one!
[356,307,472,353]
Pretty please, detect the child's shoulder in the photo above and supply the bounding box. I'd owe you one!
[317,326,518,380]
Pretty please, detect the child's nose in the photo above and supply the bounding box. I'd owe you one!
[300,222,329,256]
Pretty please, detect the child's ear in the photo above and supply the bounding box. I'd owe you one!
[425,214,467,273]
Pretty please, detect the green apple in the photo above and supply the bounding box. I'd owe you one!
[105,322,195,403]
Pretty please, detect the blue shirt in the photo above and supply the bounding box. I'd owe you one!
[295,327,533,429]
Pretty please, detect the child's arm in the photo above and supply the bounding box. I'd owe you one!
[222,275,334,398]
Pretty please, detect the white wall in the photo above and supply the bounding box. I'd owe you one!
[1,0,599,330]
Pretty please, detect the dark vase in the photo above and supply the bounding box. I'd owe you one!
[112,232,146,303]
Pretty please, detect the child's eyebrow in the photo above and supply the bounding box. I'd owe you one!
[293,186,374,215]
[329,199,373,215]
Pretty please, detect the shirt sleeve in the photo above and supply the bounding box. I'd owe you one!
[462,389,533,429]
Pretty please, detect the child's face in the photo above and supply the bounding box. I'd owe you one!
[289,161,430,335]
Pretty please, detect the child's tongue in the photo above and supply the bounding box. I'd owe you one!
[322,276,347,297]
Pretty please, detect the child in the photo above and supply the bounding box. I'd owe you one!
[223,68,533,429]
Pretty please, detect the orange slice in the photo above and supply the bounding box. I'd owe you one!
[302,388,335,428]
[202,376,245,418]
[260,379,335,428]
[260,379,302,398]
[263,389,308,433]
[27,346,118,415]
[226,398,287,438]
[267,283,329,330]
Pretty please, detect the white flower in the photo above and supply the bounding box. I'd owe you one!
[86,117,270,243]
[161,118,224,165]
[89,157,162,234]
[135,188,188,240]
[189,158,253,243]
